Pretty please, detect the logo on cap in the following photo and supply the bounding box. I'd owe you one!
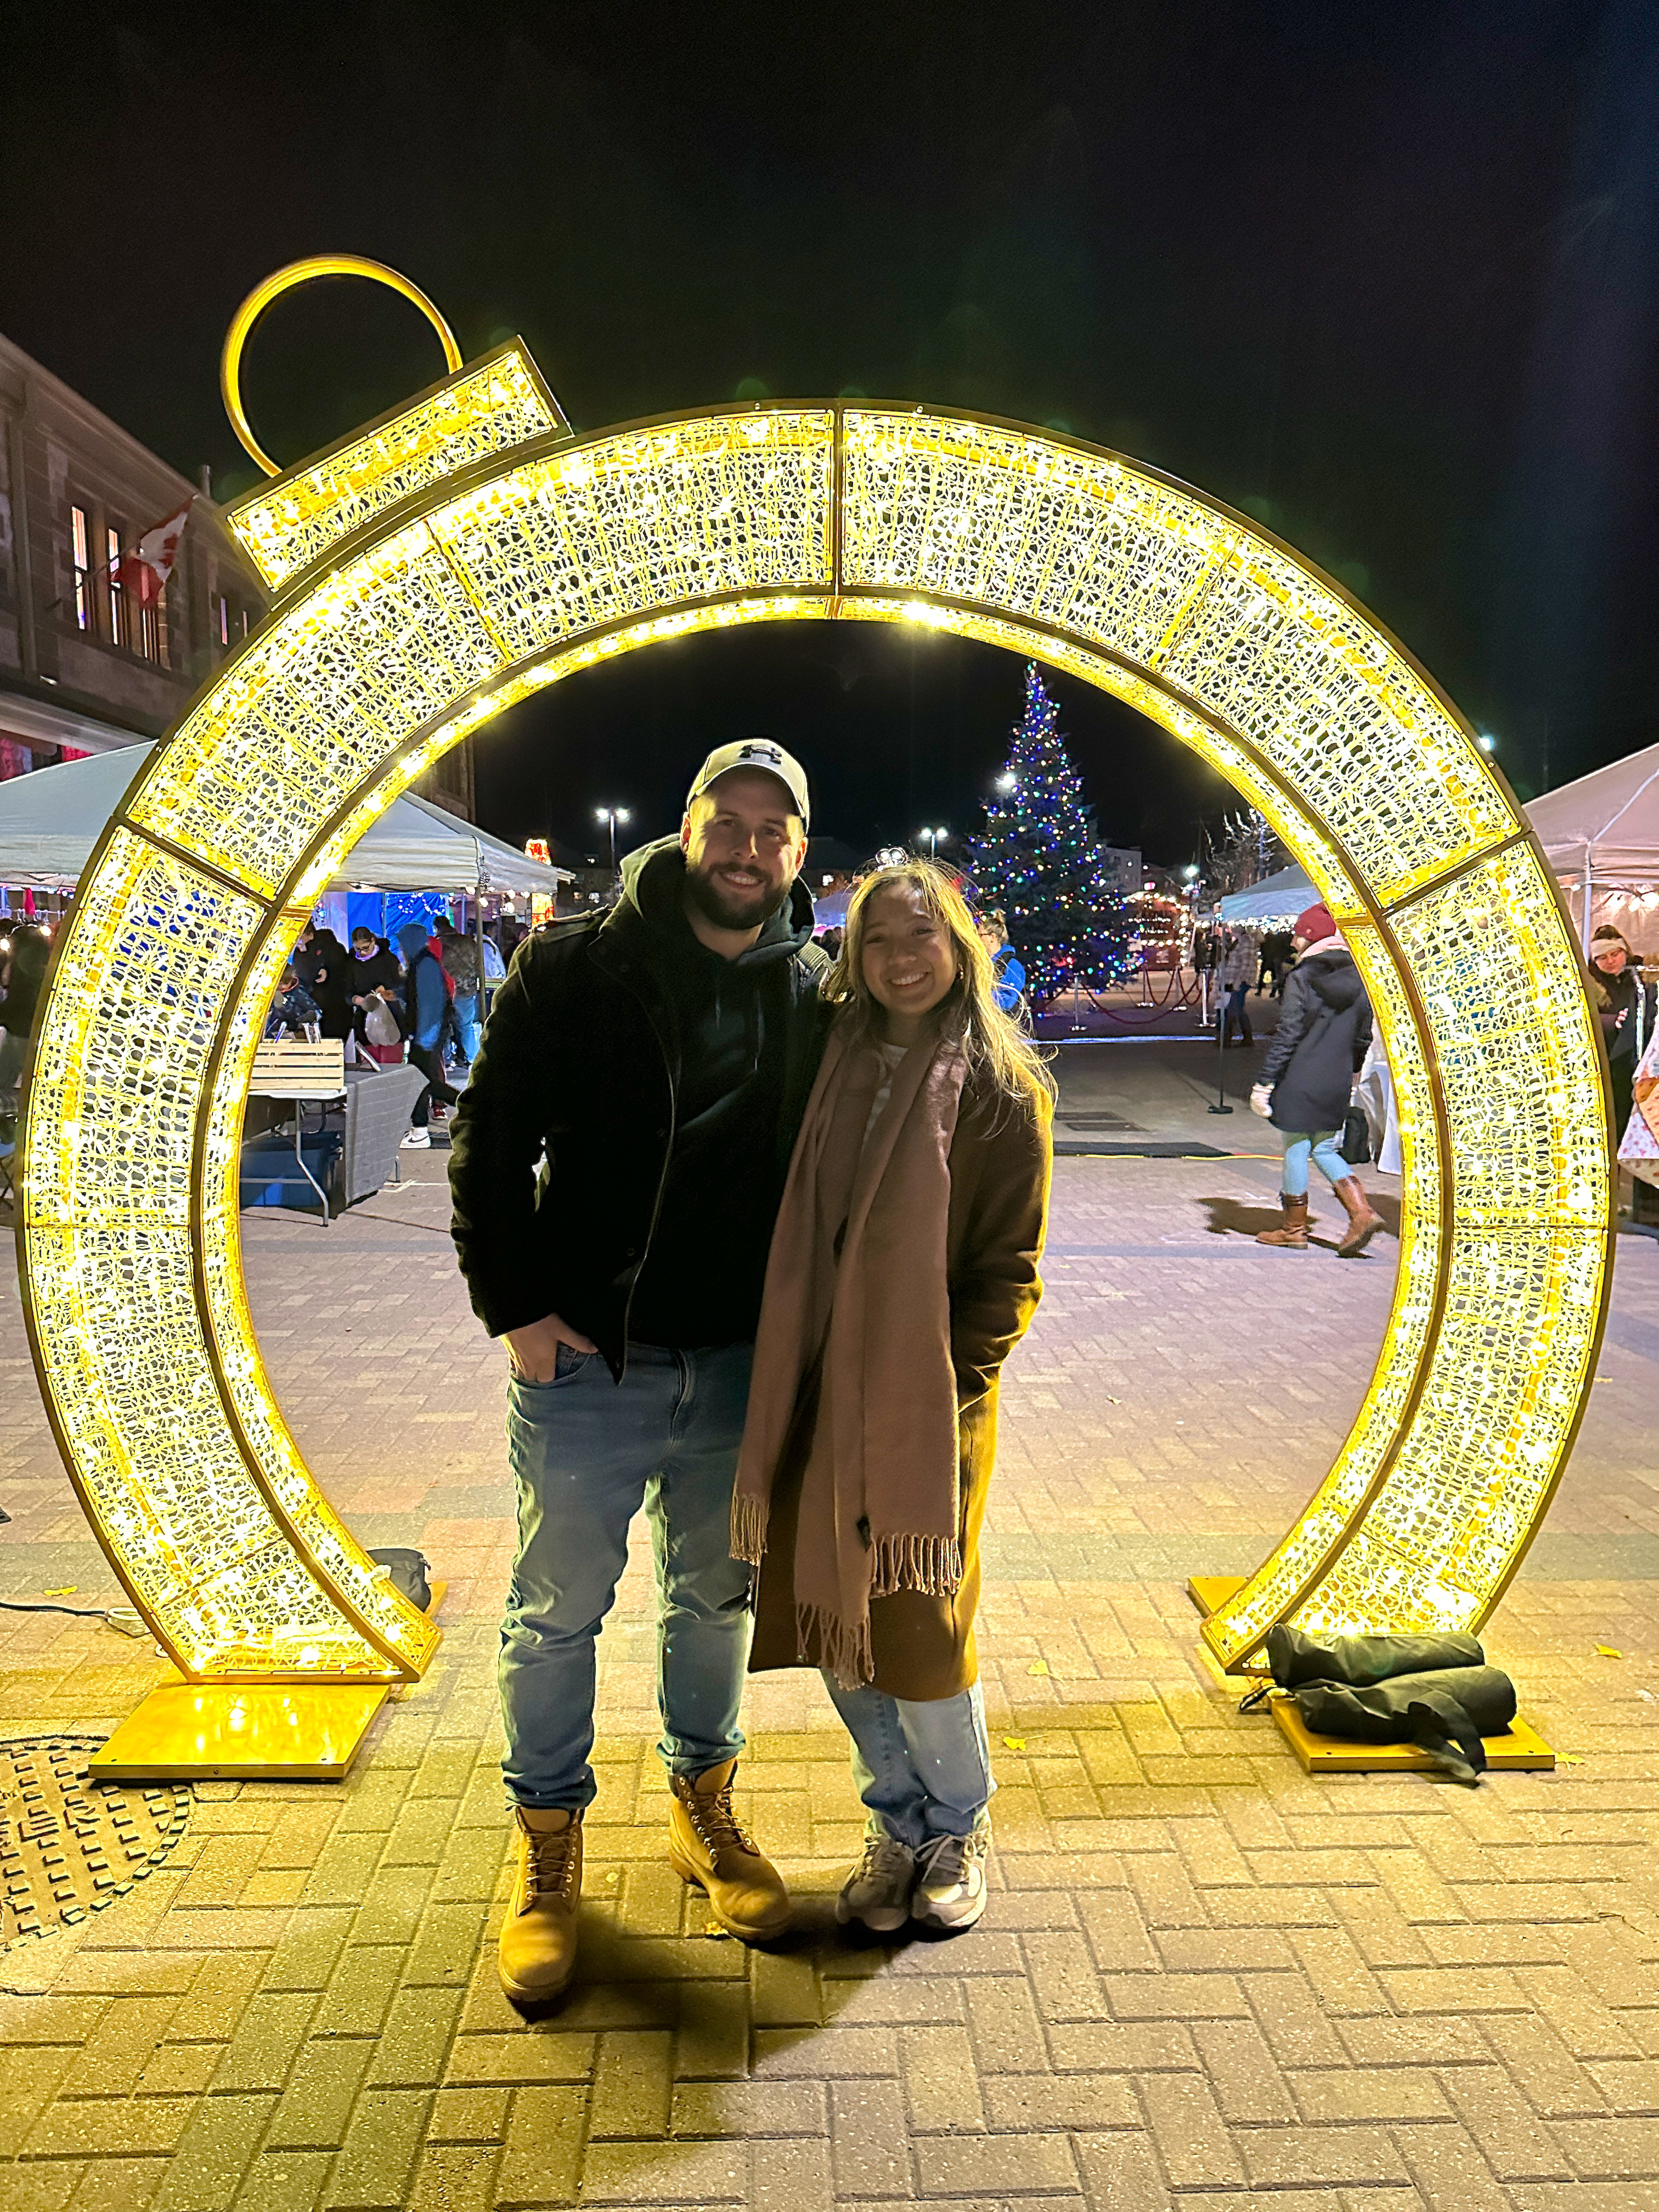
[737,742,782,766]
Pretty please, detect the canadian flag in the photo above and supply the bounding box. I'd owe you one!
[114,499,193,608]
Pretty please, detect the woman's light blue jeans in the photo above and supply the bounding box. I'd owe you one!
[1280,1129,1347,1197]
[822,1674,994,1848]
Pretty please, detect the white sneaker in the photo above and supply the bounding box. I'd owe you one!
[835,1832,916,1933]
[400,1127,432,1149]
[912,1829,988,1931]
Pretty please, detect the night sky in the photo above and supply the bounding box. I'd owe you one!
[3,1,1655,864]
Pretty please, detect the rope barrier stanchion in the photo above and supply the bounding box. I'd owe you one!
[1208,983,1234,1115]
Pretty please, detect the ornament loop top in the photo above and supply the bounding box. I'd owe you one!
[220,255,463,477]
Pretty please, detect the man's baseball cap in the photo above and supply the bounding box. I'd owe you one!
[686,738,810,828]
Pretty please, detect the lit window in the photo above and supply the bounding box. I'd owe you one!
[138,599,160,663]
[70,505,91,630]
[215,593,229,647]
[106,524,126,646]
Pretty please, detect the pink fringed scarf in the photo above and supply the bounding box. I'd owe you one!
[731,1020,969,1688]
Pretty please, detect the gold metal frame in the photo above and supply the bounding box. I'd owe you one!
[15,334,1612,1696]
[220,254,465,477]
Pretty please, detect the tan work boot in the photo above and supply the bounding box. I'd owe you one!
[1256,1193,1310,1248]
[1333,1175,1385,1257]
[498,1807,582,2005]
[668,1759,792,1942]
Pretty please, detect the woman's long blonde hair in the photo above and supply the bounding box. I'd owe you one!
[822,861,1055,1119]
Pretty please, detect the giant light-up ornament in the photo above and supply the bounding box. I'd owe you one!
[16,259,1611,1773]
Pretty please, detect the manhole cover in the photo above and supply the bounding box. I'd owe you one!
[1,1735,191,1949]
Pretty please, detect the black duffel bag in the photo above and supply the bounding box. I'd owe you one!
[1251,1626,1516,1784]
[1265,1624,1486,1688]
[1292,1667,1516,1784]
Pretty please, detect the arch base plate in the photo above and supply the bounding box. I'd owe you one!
[1271,1697,1555,1775]
[88,1682,390,1782]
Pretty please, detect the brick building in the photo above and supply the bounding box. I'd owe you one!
[0,329,475,816]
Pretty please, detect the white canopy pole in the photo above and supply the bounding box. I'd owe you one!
[1583,840,1594,958]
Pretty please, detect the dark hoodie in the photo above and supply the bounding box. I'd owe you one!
[624,841,808,1346]
[448,837,828,1372]
[1258,942,1374,1135]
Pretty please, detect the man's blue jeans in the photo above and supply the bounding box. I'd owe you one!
[452,991,481,1063]
[499,1340,755,1810]
[822,1674,995,1848]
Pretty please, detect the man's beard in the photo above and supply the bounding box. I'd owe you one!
[684,859,783,932]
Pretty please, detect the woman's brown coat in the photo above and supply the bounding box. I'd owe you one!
[748,1070,1052,1701]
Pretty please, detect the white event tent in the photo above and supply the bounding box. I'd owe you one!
[0,743,567,898]
[1216,863,1317,927]
[1524,740,1659,953]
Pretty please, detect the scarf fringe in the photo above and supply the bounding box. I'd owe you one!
[730,1492,770,1567]
[797,1600,874,1692]
[868,1531,963,1600]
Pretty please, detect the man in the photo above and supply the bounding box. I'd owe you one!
[398,923,459,1149]
[976,909,1026,1016]
[449,740,827,2004]
[434,916,484,1066]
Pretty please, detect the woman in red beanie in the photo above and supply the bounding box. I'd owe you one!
[1249,905,1384,1255]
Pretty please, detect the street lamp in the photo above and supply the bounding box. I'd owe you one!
[595,804,631,881]
[918,826,948,860]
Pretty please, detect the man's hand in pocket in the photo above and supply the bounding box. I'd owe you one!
[503,1312,598,1385]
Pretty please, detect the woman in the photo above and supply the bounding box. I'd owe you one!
[736,862,1053,1935]
[1250,902,1383,1255]
[1589,925,1654,1146]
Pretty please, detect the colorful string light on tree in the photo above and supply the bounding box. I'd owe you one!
[966,663,1132,1002]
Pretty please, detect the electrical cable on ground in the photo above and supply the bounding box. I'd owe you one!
[0,1598,146,1637]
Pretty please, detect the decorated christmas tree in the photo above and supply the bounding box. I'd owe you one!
[966,663,1133,1003]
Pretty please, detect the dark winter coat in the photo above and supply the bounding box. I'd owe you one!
[447,841,830,1375]
[1259,944,1373,1135]
[748,1069,1052,1702]
[300,929,354,1041]
[0,927,48,1036]
[397,926,450,1051]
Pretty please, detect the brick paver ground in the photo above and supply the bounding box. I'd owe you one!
[4,1041,1659,2209]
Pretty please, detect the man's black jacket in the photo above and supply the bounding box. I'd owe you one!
[448,841,829,1376]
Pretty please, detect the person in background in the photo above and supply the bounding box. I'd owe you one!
[291,919,319,989]
[0,923,50,1092]
[1250,904,1383,1255]
[1256,927,1293,997]
[450,740,830,2005]
[740,862,1052,1936]
[348,927,403,1060]
[437,917,485,1068]
[818,925,844,963]
[398,922,460,1148]
[977,910,1026,1017]
[301,926,354,1042]
[1219,929,1256,1045]
[265,964,321,1040]
[1589,924,1655,1147]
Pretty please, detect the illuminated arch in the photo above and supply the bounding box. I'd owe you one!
[16,340,1611,1691]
